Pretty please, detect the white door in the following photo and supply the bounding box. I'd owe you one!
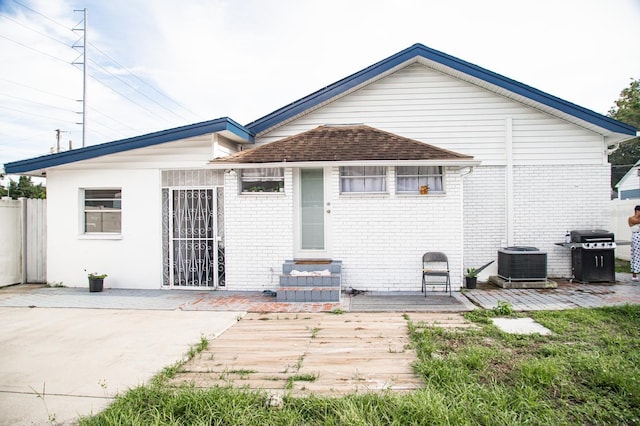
[296,168,330,258]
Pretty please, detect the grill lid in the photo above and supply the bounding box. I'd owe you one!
[570,229,614,243]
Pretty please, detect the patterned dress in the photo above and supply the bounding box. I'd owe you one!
[632,231,640,273]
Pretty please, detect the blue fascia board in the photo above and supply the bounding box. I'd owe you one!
[246,43,637,136]
[4,117,254,174]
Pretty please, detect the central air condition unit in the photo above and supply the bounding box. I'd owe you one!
[498,246,547,282]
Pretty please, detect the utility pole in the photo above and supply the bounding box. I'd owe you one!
[55,129,61,153]
[72,8,87,147]
[54,129,68,153]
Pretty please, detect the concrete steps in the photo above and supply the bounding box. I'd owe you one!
[277,260,341,302]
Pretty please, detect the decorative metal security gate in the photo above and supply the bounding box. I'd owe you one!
[162,186,225,288]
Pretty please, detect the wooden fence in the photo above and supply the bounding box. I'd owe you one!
[0,198,46,286]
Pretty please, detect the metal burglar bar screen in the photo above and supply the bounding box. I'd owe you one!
[171,189,216,287]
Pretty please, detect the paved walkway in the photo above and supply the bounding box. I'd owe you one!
[170,312,477,396]
[1,274,639,312]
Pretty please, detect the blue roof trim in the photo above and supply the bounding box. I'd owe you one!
[246,43,637,136]
[4,117,254,174]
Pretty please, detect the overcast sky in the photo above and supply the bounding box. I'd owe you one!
[1,0,639,169]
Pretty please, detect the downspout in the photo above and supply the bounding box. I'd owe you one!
[460,165,474,286]
[505,117,514,247]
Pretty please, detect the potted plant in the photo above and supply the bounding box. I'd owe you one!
[88,273,107,292]
[464,260,495,289]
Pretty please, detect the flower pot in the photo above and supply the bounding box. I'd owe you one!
[465,276,477,289]
[89,278,104,292]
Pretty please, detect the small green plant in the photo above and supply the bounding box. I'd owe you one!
[230,369,257,379]
[88,273,107,279]
[465,268,478,278]
[492,300,514,316]
[308,326,321,338]
[329,308,345,315]
[46,282,65,288]
[30,383,56,424]
[286,373,318,390]
[464,260,494,277]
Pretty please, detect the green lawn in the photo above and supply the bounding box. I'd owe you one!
[80,305,640,425]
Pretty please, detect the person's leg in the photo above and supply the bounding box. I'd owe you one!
[632,233,640,281]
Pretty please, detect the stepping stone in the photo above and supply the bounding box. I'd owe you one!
[491,317,552,335]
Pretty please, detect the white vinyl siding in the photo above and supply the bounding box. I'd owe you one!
[255,63,605,166]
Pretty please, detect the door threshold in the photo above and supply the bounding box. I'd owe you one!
[293,259,332,265]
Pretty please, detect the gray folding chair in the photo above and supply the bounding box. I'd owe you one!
[422,252,451,297]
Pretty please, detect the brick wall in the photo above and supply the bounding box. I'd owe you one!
[329,167,464,291]
[223,163,610,291]
[463,164,611,279]
[223,169,294,290]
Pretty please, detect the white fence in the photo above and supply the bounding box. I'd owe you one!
[610,199,638,261]
[0,198,46,286]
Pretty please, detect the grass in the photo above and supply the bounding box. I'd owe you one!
[79,305,640,425]
[616,257,631,273]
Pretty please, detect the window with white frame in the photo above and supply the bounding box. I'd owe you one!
[396,166,444,194]
[340,166,387,193]
[84,189,122,233]
[240,168,284,193]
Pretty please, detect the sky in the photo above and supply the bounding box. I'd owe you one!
[1,0,639,171]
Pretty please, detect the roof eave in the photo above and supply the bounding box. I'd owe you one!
[208,159,481,169]
[4,117,254,175]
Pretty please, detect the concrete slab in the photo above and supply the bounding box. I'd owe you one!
[0,307,243,426]
[491,317,552,335]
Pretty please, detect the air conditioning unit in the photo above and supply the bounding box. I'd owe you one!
[498,247,547,281]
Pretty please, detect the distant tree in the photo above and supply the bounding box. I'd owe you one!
[0,171,6,197]
[608,78,640,189]
[6,176,46,199]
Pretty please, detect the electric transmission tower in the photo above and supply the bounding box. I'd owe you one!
[72,8,87,147]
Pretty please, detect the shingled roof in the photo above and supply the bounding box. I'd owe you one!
[210,125,473,164]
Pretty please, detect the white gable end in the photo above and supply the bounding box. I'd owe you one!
[257,63,605,166]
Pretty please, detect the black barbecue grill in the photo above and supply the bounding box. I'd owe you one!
[569,229,616,283]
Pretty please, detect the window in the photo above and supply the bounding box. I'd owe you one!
[240,168,284,193]
[340,166,387,193]
[396,166,443,194]
[84,189,121,233]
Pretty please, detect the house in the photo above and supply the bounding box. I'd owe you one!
[615,159,640,200]
[4,43,638,297]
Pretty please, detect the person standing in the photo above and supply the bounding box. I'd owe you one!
[628,205,640,281]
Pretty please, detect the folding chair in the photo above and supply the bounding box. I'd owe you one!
[422,252,451,297]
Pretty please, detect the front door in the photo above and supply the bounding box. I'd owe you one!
[296,168,330,258]
[164,188,220,288]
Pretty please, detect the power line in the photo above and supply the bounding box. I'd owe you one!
[0,33,76,65]
[86,71,177,123]
[89,42,202,120]
[0,77,78,102]
[0,105,77,124]
[88,57,191,122]
[10,0,74,34]
[0,14,73,48]
[0,92,76,112]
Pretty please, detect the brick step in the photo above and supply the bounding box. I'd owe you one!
[276,287,340,303]
[279,274,341,287]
